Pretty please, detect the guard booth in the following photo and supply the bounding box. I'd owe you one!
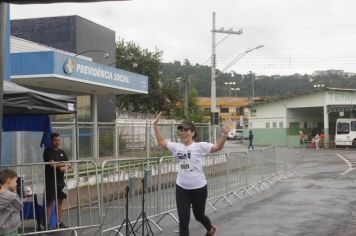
[248,88,356,146]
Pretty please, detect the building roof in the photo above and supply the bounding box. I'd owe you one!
[253,87,356,106]
[196,97,250,107]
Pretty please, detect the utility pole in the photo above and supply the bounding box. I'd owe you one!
[184,76,189,119]
[211,12,243,142]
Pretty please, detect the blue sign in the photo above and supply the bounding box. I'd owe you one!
[11,51,148,94]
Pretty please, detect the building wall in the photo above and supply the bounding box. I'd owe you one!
[11,36,52,53]
[327,90,356,105]
[284,92,325,108]
[248,91,328,146]
[10,36,92,61]
[11,16,77,53]
[243,128,289,146]
[196,97,249,128]
[75,16,115,65]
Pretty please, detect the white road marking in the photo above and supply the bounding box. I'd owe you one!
[337,154,355,175]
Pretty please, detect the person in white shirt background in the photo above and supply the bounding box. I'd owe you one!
[315,133,320,150]
[153,112,230,236]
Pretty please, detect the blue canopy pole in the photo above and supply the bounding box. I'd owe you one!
[0,2,8,167]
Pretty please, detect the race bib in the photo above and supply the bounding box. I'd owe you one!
[176,151,193,173]
[177,159,193,173]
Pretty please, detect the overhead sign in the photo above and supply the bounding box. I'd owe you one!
[11,51,148,94]
[65,59,130,84]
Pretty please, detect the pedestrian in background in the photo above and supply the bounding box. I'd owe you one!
[315,133,320,150]
[153,111,229,236]
[248,130,255,150]
[0,169,23,236]
[299,130,305,147]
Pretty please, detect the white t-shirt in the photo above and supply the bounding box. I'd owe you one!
[167,141,213,189]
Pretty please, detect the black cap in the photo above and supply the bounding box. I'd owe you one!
[177,121,196,132]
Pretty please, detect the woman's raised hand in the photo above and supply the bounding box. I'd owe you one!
[222,119,231,135]
[153,111,163,125]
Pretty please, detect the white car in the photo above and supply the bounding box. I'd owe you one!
[227,129,244,140]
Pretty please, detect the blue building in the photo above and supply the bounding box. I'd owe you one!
[5,16,148,163]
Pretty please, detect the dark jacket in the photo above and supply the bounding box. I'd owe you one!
[248,132,254,142]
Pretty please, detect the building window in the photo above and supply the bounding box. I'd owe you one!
[279,122,284,128]
[304,122,308,129]
[266,122,270,128]
[273,122,277,128]
[220,107,229,113]
[236,107,244,115]
[53,95,90,122]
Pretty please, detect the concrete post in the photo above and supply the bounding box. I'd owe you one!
[323,106,329,148]
[91,94,99,161]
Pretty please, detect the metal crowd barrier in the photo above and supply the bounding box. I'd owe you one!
[156,156,179,225]
[1,146,297,235]
[0,160,101,236]
[100,157,164,235]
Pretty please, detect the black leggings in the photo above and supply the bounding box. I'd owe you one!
[176,184,212,236]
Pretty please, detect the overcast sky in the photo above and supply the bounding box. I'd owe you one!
[10,0,356,76]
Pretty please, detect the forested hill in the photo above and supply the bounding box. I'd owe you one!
[160,60,356,97]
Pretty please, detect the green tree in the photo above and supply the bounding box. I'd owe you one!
[169,87,206,122]
[115,39,180,114]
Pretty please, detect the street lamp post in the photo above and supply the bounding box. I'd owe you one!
[210,44,264,141]
[224,81,236,96]
[231,87,240,96]
[313,84,325,88]
[74,49,109,60]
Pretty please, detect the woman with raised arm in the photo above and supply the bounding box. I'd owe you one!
[153,112,230,236]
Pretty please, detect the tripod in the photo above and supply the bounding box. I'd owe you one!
[131,178,154,236]
[116,186,136,236]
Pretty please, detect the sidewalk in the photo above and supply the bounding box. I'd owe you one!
[159,149,356,236]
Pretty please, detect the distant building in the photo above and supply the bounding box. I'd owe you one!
[312,70,344,77]
[196,97,267,128]
[249,88,356,146]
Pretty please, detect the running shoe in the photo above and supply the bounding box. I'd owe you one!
[206,225,217,236]
[58,222,68,228]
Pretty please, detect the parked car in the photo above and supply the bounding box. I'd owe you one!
[227,129,244,140]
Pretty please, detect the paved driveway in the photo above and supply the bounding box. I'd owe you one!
[37,146,356,236]
[158,149,356,236]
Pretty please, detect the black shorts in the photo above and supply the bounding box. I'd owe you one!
[45,181,67,202]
